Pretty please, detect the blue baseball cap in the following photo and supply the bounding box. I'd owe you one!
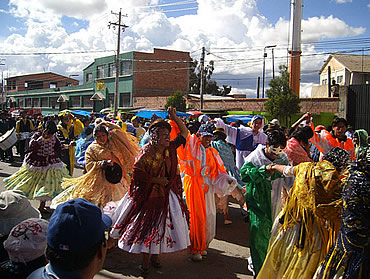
[47,198,112,252]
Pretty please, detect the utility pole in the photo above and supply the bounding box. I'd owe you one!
[262,45,276,98]
[200,46,205,110]
[272,48,275,79]
[109,9,128,117]
[256,76,260,98]
[0,59,5,108]
[328,66,331,98]
[262,51,266,98]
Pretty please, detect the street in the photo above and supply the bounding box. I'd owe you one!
[0,157,253,279]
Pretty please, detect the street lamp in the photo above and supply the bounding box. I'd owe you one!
[262,45,276,98]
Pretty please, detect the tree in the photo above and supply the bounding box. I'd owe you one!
[189,57,231,96]
[264,65,300,126]
[165,91,186,112]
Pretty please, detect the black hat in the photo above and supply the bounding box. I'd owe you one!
[105,162,122,184]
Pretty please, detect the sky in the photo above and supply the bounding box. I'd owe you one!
[0,0,369,98]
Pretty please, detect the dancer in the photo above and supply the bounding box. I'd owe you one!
[353,129,368,160]
[210,127,245,225]
[56,111,84,176]
[308,114,355,160]
[15,111,34,161]
[109,107,190,274]
[52,121,139,209]
[214,115,267,169]
[315,148,369,279]
[240,129,288,276]
[257,147,350,279]
[177,122,236,261]
[284,126,314,166]
[4,121,69,213]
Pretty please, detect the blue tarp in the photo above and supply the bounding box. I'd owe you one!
[71,110,92,117]
[224,115,254,124]
[135,110,189,119]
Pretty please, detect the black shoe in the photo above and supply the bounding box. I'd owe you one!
[150,257,162,268]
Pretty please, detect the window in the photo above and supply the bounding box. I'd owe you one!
[108,63,116,77]
[322,79,327,85]
[41,97,48,107]
[18,98,24,107]
[82,95,93,108]
[70,96,80,107]
[24,82,28,88]
[86,73,92,83]
[108,93,114,106]
[50,97,58,108]
[25,98,32,107]
[27,80,43,90]
[10,80,16,90]
[119,93,130,107]
[97,65,105,79]
[120,60,132,75]
[33,98,39,107]
[337,75,343,84]
[50,83,57,88]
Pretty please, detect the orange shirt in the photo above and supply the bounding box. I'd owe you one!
[309,123,355,161]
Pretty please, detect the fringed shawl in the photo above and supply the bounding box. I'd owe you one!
[281,161,344,255]
[117,139,188,246]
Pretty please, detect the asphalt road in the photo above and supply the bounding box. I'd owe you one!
[0,155,253,279]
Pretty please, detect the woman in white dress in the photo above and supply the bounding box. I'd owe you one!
[108,107,190,274]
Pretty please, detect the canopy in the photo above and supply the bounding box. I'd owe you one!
[135,110,190,119]
[71,110,92,117]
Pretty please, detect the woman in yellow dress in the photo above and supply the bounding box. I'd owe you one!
[257,147,350,279]
[52,121,140,209]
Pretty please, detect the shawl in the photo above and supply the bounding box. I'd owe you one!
[284,137,313,166]
[61,123,139,208]
[317,149,370,279]
[281,161,343,255]
[117,139,188,246]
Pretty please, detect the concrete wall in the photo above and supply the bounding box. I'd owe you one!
[312,85,328,98]
[186,96,340,114]
[134,96,168,109]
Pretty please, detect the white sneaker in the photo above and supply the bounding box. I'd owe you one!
[191,253,202,261]
[247,256,255,276]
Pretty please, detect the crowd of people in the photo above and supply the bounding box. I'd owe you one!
[0,107,369,279]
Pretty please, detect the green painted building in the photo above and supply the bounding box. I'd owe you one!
[6,52,134,115]
[6,48,190,115]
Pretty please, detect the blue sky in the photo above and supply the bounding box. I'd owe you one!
[0,0,369,97]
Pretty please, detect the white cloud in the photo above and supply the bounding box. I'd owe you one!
[301,15,365,41]
[1,0,367,94]
[335,0,352,3]
[300,83,315,98]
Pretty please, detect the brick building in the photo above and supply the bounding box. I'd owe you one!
[6,48,190,114]
[6,72,79,93]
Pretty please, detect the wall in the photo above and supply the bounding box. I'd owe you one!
[134,96,168,109]
[186,96,340,114]
[311,85,328,98]
[133,48,190,97]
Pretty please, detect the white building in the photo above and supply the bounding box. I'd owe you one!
[312,53,370,97]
